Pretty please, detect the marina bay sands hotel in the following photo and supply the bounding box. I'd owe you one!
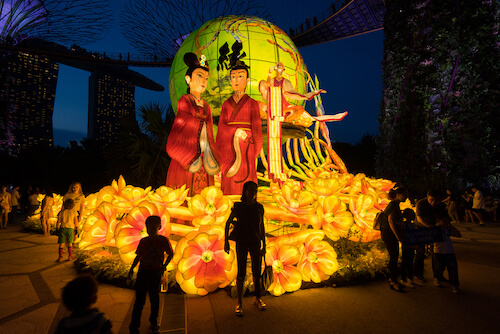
[2,38,164,153]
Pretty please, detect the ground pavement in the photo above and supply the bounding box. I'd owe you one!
[0,220,499,334]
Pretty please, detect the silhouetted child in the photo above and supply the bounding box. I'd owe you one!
[400,208,419,288]
[433,219,462,293]
[56,275,112,333]
[128,216,173,334]
[56,198,79,262]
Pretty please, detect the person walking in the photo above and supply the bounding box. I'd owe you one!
[380,187,408,292]
[224,181,267,315]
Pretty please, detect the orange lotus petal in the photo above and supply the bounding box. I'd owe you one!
[194,261,226,292]
[175,271,208,296]
[268,264,302,296]
[278,244,301,265]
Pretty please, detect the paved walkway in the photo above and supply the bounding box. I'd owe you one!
[0,221,499,333]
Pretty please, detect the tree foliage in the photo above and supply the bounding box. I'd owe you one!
[377,0,500,196]
[104,102,175,189]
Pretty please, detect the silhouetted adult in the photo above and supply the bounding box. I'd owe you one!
[381,187,408,292]
[224,181,267,316]
[415,190,450,283]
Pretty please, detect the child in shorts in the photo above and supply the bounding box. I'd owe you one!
[56,274,112,333]
[56,198,79,262]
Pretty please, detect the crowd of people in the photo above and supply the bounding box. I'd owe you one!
[1,177,498,330]
[378,185,497,295]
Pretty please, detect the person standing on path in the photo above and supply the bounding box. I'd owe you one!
[471,186,485,226]
[56,199,79,262]
[0,186,12,229]
[415,190,451,283]
[9,186,20,223]
[224,181,267,316]
[380,187,408,292]
[40,187,54,236]
[128,216,173,334]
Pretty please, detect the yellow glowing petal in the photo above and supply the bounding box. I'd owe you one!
[193,214,216,227]
[323,195,345,212]
[202,186,221,204]
[189,195,207,215]
[192,233,212,250]
[278,245,300,265]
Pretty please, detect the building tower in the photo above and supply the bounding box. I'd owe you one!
[5,51,59,152]
[88,71,135,145]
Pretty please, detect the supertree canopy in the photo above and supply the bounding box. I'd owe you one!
[120,0,271,60]
[0,0,113,46]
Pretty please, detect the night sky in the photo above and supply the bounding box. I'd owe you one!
[52,0,384,146]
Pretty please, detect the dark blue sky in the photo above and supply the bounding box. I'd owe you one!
[52,0,384,146]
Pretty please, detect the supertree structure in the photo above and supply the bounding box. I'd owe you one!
[120,0,272,59]
[0,0,113,46]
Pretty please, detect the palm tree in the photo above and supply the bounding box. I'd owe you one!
[105,102,175,188]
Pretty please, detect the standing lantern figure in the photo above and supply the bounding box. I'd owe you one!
[166,53,221,196]
[216,50,263,195]
[259,62,326,183]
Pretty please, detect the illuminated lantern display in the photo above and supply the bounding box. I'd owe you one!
[169,16,309,118]
[67,16,409,297]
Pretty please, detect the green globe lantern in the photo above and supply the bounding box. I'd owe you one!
[168,15,309,118]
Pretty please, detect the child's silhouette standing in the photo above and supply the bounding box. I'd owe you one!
[128,216,173,334]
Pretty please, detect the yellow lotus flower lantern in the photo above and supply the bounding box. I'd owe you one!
[298,234,339,283]
[148,185,189,208]
[304,174,343,198]
[79,202,118,250]
[309,195,354,241]
[349,193,380,232]
[188,186,231,227]
[111,185,152,213]
[265,242,302,296]
[174,226,237,295]
[264,180,314,225]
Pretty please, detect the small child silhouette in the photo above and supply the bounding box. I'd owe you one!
[56,274,112,333]
[128,215,173,334]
